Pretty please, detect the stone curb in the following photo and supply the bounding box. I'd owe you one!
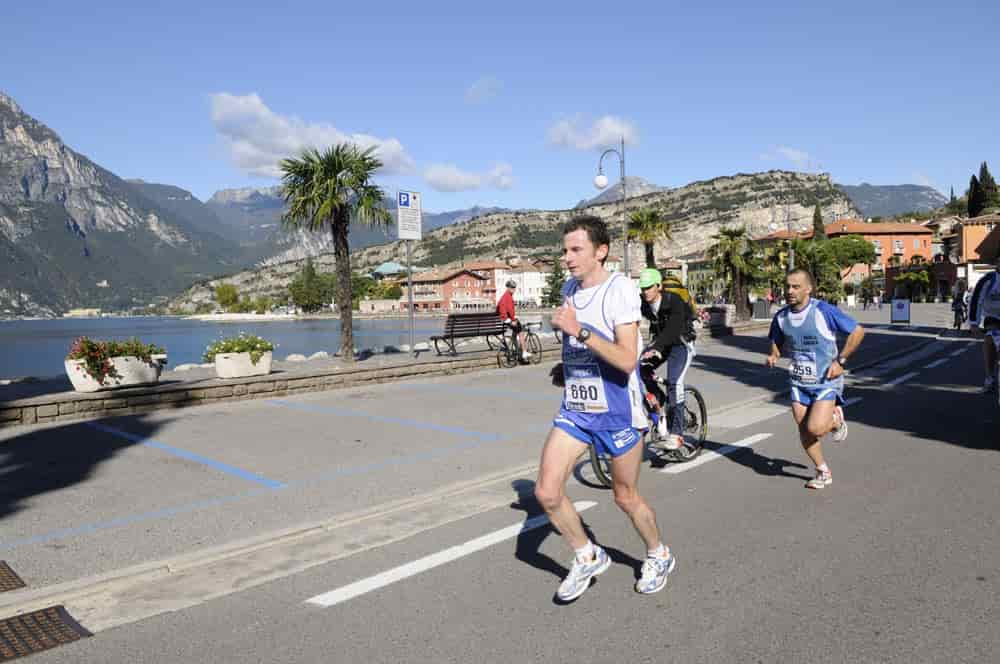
[0,348,563,430]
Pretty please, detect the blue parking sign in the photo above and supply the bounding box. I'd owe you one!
[398,192,410,207]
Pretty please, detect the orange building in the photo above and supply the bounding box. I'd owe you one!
[400,268,493,311]
[758,220,934,285]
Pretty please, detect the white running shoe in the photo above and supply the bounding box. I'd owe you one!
[655,413,668,439]
[831,405,848,442]
[557,546,611,602]
[635,551,676,594]
[805,470,833,489]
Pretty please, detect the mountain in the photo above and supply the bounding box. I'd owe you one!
[168,170,860,312]
[204,186,510,266]
[126,180,227,238]
[0,91,245,317]
[835,183,948,218]
[576,176,665,208]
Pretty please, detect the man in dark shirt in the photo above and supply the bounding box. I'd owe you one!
[638,268,697,459]
[497,279,529,362]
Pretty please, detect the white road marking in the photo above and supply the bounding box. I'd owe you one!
[305,500,598,608]
[661,434,773,474]
[923,358,948,369]
[884,371,919,388]
[710,403,788,429]
[948,347,969,358]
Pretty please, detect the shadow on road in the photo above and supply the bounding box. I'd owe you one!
[0,415,169,521]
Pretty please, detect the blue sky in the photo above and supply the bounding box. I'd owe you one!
[5,1,999,212]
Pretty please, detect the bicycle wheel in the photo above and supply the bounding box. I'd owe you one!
[588,445,613,488]
[525,332,542,364]
[497,342,517,369]
[682,386,708,449]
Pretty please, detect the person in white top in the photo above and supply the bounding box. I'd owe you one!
[536,215,676,602]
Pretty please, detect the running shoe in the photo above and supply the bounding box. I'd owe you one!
[805,470,832,489]
[830,406,848,442]
[557,545,611,602]
[635,551,676,594]
[667,444,701,462]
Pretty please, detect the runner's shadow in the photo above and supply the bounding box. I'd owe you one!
[701,440,812,480]
[508,480,643,604]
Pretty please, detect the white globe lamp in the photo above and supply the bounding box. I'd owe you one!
[593,173,609,190]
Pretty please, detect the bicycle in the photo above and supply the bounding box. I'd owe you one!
[497,321,543,368]
[588,376,708,488]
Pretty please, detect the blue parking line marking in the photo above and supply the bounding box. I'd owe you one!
[394,382,558,402]
[87,422,286,489]
[267,400,500,440]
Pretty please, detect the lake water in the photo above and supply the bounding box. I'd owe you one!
[0,316,540,379]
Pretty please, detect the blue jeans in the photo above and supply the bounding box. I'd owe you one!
[639,343,694,435]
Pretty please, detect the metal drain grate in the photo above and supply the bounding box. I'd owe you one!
[0,564,25,594]
[0,606,91,661]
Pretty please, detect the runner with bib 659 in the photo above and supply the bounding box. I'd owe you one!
[766,269,865,490]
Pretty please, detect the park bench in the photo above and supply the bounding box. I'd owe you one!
[430,312,506,355]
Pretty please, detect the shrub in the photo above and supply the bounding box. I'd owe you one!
[203,333,275,365]
[66,337,166,384]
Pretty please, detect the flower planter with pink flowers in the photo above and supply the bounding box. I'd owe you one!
[64,337,168,392]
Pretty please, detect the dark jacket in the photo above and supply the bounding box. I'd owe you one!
[641,291,687,355]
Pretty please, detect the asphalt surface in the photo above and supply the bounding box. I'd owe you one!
[3,304,996,663]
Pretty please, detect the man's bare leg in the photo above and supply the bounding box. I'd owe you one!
[609,440,661,551]
[534,428,589,549]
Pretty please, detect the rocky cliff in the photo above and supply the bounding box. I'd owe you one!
[168,170,859,311]
[0,92,240,316]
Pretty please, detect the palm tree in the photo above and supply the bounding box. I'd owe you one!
[707,226,755,320]
[628,207,672,268]
[280,144,391,361]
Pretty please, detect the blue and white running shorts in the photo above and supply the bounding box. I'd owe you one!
[553,416,642,457]
[790,384,844,406]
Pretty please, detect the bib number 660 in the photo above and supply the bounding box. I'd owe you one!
[569,384,600,401]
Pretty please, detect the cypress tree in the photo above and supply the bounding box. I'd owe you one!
[979,161,998,206]
[968,175,986,218]
[812,203,827,240]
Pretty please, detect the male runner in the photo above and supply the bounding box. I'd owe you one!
[968,254,1000,393]
[537,215,675,600]
[766,269,865,489]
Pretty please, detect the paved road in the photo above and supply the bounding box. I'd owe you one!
[2,311,996,662]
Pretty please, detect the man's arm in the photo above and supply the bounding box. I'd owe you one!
[827,325,865,379]
[969,276,990,327]
[765,316,783,367]
[583,321,641,374]
[766,342,781,368]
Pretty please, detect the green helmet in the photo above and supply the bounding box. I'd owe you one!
[638,268,662,289]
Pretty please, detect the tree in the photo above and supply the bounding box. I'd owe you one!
[281,145,391,360]
[791,239,843,303]
[215,284,239,311]
[812,203,827,240]
[542,257,567,307]
[895,267,930,300]
[288,258,327,313]
[827,235,877,281]
[627,207,673,268]
[968,175,987,218]
[979,161,999,208]
[707,226,755,320]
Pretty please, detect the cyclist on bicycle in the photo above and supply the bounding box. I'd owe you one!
[497,279,530,363]
[969,254,1000,392]
[637,268,698,460]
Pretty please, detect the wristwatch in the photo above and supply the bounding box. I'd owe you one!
[837,356,847,366]
[576,328,592,343]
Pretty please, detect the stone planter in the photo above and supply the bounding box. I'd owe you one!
[65,354,167,393]
[214,351,272,379]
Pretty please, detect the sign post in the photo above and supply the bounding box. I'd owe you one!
[890,298,911,325]
[397,191,422,353]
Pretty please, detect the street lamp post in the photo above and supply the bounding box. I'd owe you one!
[594,136,629,276]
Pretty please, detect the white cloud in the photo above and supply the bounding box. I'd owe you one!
[423,162,515,192]
[465,76,503,104]
[486,162,514,190]
[760,145,812,168]
[546,115,639,151]
[209,92,415,177]
[424,164,483,192]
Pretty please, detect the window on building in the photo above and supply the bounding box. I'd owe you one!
[913,238,920,249]
[893,239,904,254]
[872,240,882,254]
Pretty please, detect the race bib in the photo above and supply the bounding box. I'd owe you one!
[789,351,819,384]
[564,373,609,413]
